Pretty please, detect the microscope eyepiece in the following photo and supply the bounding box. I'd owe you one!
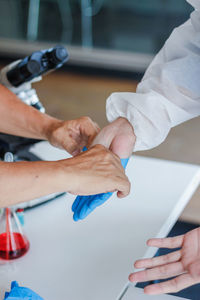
[6,45,69,87]
[51,47,68,63]
[27,60,41,75]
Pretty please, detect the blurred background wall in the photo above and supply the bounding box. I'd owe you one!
[0,0,199,223]
[0,0,193,71]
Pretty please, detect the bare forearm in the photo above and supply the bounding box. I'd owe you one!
[0,145,131,208]
[0,160,69,207]
[0,84,60,139]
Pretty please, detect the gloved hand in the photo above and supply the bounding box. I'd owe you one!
[72,149,129,221]
[4,281,44,300]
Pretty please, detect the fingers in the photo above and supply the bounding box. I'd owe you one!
[134,250,181,269]
[147,235,184,249]
[72,192,113,221]
[129,261,184,282]
[144,273,197,295]
[117,188,129,198]
[117,191,125,198]
[116,175,131,198]
[65,138,82,156]
[72,195,93,221]
[90,144,125,174]
[71,147,130,221]
[71,139,87,156]
[68,144,130,198]
[100,147,130,197]
[64,132,90,155]
[52,117,100,154]
[80,117,100,147]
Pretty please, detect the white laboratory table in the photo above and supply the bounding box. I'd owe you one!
[0,142,200,300]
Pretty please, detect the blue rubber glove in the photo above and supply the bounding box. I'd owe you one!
[72,147,129,221]
[4,281,44,300]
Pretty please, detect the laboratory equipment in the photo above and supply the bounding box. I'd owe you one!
[0,208,30,260]
[0,151,29,260]
[0,46,69,208]
[0,45,69,151]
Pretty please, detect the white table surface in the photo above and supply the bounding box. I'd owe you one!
[0,142,199,300]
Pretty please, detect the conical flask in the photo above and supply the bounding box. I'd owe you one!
[0,208,30,260]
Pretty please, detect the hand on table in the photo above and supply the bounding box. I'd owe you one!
[46,116,100,156]
[72,117,135,221]
[129,227,200,295]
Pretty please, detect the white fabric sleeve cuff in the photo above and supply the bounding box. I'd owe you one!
[106,92,193,152]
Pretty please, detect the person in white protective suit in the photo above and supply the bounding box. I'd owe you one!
[92,0,200,295]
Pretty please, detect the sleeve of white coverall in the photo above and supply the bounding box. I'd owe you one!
[106,0,200,152]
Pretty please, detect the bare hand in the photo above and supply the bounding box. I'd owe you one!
[91,117,135,158]
[46,116,100,155]
[64,144,130,198]
[129,227,200,295]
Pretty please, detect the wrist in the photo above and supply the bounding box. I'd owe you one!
[41,116,63,141]
[55,158,78,193]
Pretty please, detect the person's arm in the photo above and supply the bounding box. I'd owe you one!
[0,145,130,208]
[0,84,99,155]
[106,0,200,152]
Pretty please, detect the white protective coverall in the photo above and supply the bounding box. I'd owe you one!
[106,0,200,152]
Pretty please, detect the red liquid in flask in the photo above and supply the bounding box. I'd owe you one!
[0,232,30,260]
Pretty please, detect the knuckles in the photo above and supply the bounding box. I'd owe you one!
[171,278,181,293]
[80,116,93,124]
[91,145,115,161]
[159,265,168,276]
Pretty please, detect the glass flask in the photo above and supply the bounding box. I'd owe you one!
[0,208,30,260]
